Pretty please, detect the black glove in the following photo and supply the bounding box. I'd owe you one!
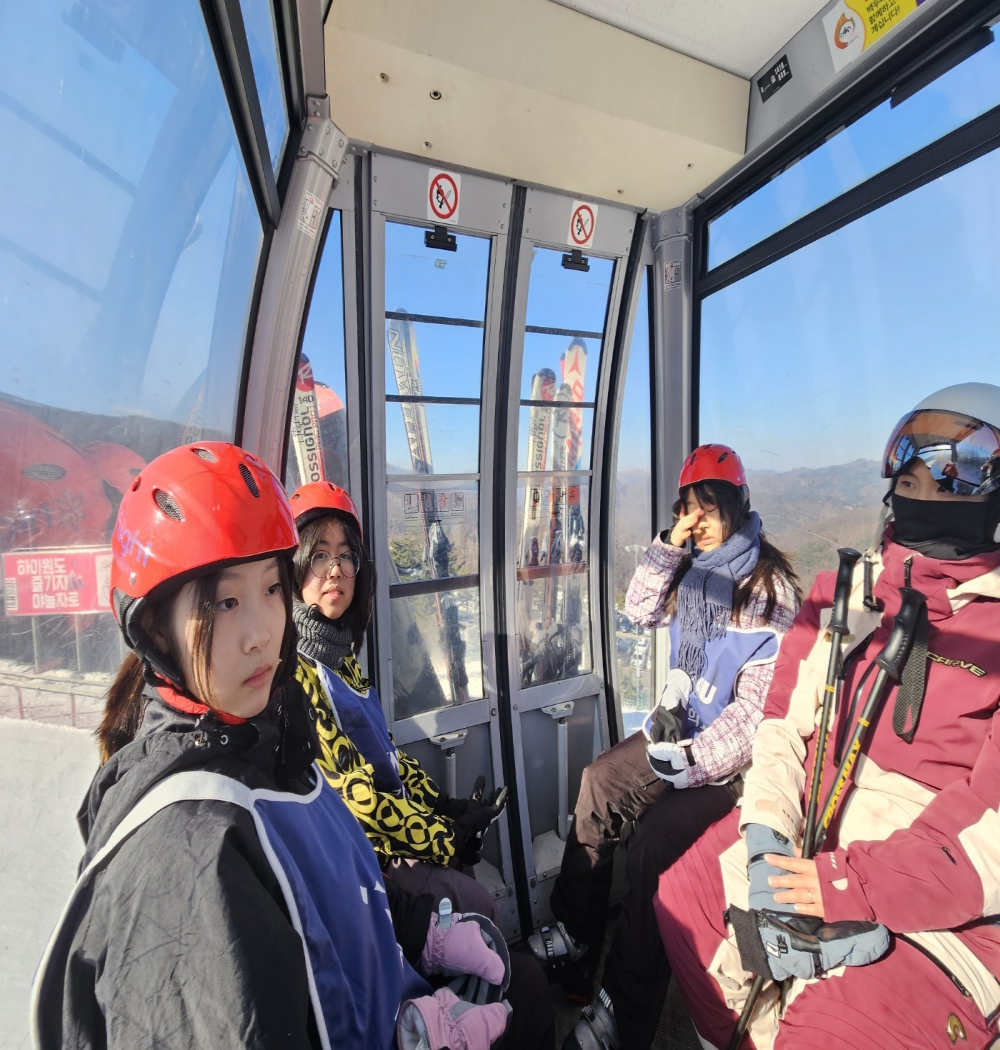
[436,776,508,836]
[646,704,687,746]
[442,776,508,867]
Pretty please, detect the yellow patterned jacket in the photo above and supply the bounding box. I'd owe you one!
[295,653,459,865]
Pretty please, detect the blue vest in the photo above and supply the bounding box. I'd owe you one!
[316,661,404,796]
[254,775,429,1045]
[668,618,779,738]
[34,768,429,1050]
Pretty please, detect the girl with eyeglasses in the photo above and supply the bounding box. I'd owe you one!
[288,482,555,1050]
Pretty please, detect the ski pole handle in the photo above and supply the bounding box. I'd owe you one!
[803,548,860,859]
[828,548,861,635]
[875,587,926,680]
[815,586,927,852]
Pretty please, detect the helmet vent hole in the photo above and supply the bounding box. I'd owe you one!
[239,464,260,498]
[153,488,184,520]
[23,463,66,481]
[192,447,217,462]
[131,477,141,492]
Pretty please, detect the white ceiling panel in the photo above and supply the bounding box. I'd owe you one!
[551,0,828,78]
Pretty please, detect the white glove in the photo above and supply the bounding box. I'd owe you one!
[658,667,692,710]
[647,738,695,789]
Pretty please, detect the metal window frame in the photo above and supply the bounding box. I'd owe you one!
[200,0,282,225]
[700,100,1000,298]
[695,0,1000,272]
[366,152,520,932]
[501,187,639,931]
[367,152,512,740]
[598,220,653,745]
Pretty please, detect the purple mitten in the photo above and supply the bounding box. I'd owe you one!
[420,912,505,985]
[397,987,511,1050]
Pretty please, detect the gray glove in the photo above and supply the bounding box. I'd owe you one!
[745,823,796,913]
[755,911,890,981]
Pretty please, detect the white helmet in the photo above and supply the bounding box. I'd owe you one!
[882,383,1000,498]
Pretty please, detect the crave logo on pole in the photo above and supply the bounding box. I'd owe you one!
[567,201,598,250]
[823,0,925,73]
[427,169,461,225]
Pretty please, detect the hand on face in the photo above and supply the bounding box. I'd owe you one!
[672,494,725,551]
[669,506,703,547]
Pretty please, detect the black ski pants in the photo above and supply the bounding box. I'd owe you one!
[549,730,741,1050]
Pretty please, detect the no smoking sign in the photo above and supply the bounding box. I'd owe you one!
[427,168,461,225]
[567,200,598,250]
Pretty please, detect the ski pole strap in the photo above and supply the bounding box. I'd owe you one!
[892,598,929,743]
[727,905,773,980]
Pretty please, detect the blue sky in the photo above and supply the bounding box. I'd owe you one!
[4,4,997,485]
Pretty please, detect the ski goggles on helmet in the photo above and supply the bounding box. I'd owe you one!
[883,408,1000,497]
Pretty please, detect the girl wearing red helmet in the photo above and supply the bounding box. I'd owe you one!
[288,482,555,1050]
[536,444,801,1050]
[32,445,510,1050]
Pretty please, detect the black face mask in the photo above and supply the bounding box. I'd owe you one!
[891,492,999,560]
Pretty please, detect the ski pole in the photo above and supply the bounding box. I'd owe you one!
[813,584,926,853]
[728,573,920,1050]
[729,550,857,1050]
[802,548,860,858]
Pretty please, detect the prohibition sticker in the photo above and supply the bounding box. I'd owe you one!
[567,200,598,249]
[427,169,461,225]
[296,190,324,239]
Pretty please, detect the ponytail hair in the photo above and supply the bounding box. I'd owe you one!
[98,651,146,764]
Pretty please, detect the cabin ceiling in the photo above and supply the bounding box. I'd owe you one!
[324,0,755,211]
[550,0,829,79]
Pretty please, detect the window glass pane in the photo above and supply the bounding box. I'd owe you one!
[1,0,263,677]
[515,474,591,686]
[612,273,654,728]
[0,1,265,1041]
[390,587,483,718]
[286,211,348,492]
[383,223,488,476]
[387,481,479,582]
[386,404,481,475]
[708,37,1000,270]
[700,144,1000,584]
[238,0,288,170]
[517,405,594,472]
[386,222,490,324]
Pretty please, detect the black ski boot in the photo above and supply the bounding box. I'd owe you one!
[528,921,597,1001]
[562,988,621,1050]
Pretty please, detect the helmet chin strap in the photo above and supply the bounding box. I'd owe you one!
[127,619,187,693]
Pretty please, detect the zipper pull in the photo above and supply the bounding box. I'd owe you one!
[904,555,913,589]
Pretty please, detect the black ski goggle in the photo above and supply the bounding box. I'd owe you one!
[883,409,1000,497]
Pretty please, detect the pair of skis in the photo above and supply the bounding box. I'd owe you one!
[518,340,588,686]
[386,315,469,705]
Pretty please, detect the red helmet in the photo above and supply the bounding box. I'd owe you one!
[289,481,362,540]
[678,444,748,493]
[110,444,298,661]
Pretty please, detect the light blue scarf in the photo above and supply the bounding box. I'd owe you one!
[675,511,761,683]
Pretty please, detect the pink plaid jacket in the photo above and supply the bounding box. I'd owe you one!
[624,537,799,787]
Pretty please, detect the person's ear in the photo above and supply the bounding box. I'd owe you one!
[141,603,173,656]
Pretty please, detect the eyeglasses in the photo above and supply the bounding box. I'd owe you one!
[309,550,361,579]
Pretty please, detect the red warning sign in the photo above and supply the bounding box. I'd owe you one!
[427,169,461,225]
[567,200,598,250]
